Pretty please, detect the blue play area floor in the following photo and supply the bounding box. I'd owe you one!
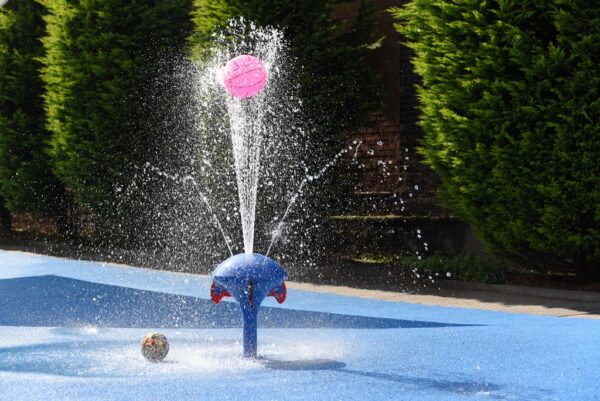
[0,250,598,401]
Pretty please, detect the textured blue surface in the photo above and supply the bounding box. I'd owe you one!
[0,250,599,401]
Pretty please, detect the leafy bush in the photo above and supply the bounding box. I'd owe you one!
[392,1,600,278]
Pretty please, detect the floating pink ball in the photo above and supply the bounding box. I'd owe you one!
[222,55,268,99]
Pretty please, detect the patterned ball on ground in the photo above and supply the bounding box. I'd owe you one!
[141,333,169,362]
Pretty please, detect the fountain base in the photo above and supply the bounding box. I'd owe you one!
[211,253,286,358]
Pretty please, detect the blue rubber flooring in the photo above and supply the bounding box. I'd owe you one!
[0,250,598,401]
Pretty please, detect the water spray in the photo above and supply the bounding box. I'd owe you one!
[210,53,286,358]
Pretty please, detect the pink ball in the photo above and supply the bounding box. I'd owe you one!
[222,55,268,99]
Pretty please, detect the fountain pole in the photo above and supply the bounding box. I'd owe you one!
[211,253,286,358]
[240,280,258,357]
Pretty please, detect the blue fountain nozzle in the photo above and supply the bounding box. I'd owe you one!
[212,253,286,304]
[211,253,287,358]
[212,253,286,282]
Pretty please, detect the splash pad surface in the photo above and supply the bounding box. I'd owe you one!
[0,250,598,401]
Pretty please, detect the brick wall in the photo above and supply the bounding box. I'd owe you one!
[333,0,448,218]
[326,2,489,259]
[11,214,58,235]
[351,113,447,217]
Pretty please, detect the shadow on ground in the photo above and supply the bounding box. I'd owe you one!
[262,358,505,397]
[0,275,477,329]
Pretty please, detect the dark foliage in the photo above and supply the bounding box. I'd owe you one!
[40,0,194,242]
[0,0,66,222]
[393,0,600,277]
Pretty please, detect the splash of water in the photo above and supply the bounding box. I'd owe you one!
[192,21,290,255]
[139,162,234,256]
[104,20,349,271]
[265,141,363,258]
[227,99,264,254]
[223,26,284,254]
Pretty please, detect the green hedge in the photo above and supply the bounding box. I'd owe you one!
[39,0,192,240]
[0,0,65,218]
[392,1,600,278]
